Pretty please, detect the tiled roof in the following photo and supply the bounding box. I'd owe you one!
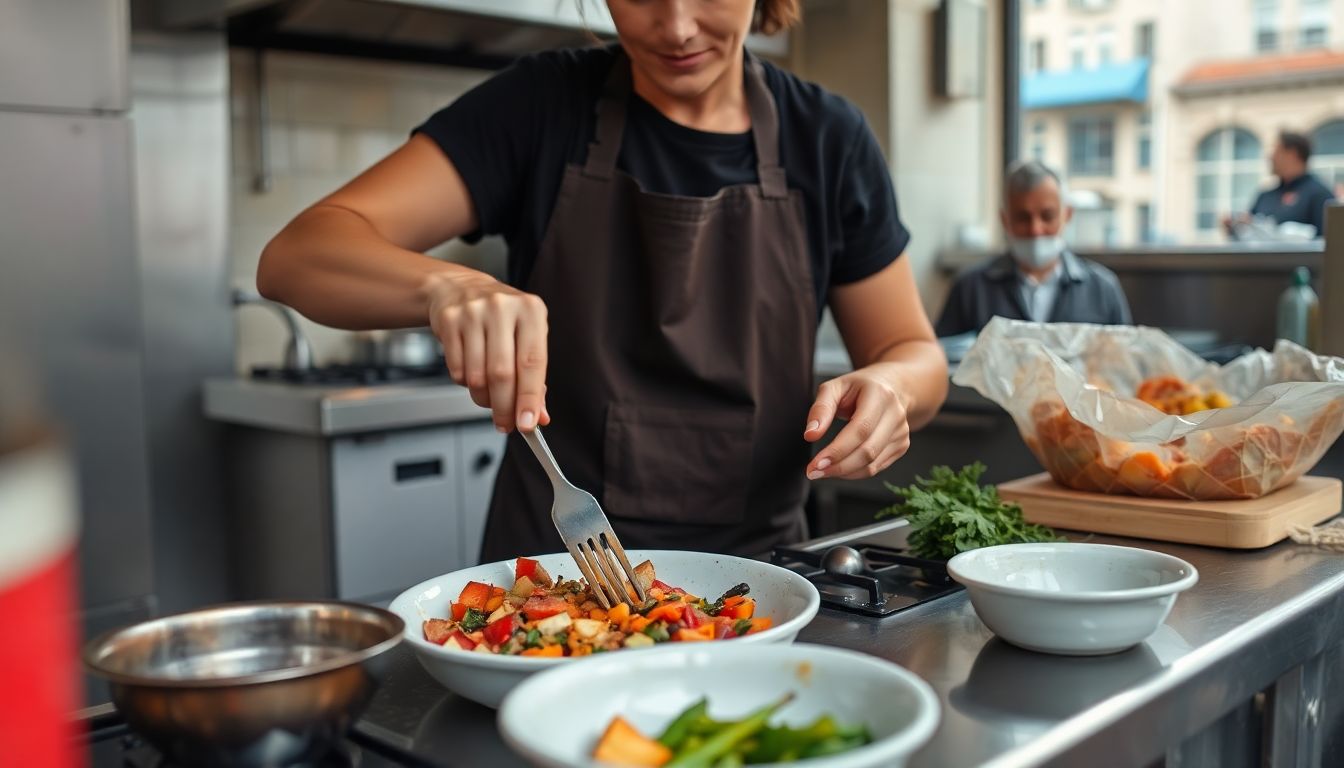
[1177,50,1344,94]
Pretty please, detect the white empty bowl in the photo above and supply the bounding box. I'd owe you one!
[947,543,1198,656]
[387,550,820,708]
[497,643,940,768]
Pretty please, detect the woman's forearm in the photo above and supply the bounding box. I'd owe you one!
[257,204,491,330]
[859,339,948,432]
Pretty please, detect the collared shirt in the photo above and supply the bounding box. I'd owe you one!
[935,251,1133,337]
[1016,261,1064,323]
[1250,173,1336,236]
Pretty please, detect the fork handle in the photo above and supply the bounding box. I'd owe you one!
[521,428,569,490]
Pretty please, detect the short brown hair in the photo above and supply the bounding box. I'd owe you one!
[753,0,802,35]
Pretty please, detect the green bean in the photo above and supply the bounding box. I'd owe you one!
[657,699,708,749]
[665,693,794,768]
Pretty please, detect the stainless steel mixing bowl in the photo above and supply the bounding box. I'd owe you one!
[84,601,404,767]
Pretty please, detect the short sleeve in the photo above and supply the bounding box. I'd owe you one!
[829,116,911,284]
[413,57,547,241]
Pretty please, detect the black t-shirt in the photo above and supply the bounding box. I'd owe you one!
[1250,173,1336,236]
[414,46,909,312]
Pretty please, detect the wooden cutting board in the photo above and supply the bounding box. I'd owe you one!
[998,473,1343,549]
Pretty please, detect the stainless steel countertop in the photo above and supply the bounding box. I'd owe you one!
[202,377,489,436]
[350,513,1344,767]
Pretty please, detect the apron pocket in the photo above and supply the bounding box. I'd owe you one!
[603,403,754,526]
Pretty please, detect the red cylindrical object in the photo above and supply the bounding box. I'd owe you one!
[0,438,83,768]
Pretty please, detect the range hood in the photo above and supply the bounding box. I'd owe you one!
[153,0,786,67]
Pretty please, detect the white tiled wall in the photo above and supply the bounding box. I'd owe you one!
[228,50,504,373]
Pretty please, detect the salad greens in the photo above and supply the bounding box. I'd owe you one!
[593,693,872,767]
[877,462,1062,560]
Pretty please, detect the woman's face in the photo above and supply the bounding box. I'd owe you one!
[606,0,756,99]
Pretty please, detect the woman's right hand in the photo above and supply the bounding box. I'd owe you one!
[427,273,550,433]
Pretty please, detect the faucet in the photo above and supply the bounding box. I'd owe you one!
[231,288,313,371]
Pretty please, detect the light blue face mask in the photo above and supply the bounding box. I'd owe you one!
[1007,234,1065,270]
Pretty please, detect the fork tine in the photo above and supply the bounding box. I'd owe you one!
[576,541,617,609]
[591,536,632,606]
[566,543,611,610]
[601,530,648,603]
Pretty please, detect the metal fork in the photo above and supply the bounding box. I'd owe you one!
[521,428,649,609]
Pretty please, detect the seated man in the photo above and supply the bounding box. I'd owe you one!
[936,160,1132,337]
[1224,131,1336,239]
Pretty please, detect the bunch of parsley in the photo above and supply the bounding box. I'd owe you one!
[877,462,1062,560]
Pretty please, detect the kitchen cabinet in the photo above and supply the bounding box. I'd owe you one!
[208,379,502,604]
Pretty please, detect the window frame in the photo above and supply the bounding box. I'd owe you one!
[1068,115,1116,177]
[1194,127,1264,233]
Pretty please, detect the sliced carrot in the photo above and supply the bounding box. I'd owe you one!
[565,604,582,619]
[628,615,651,633]
[746,617,773,634]
[728,599,755,621]
[450,602,467,621]
[646,603,684,623]
[722,596,747,610]
[589,608,608,621]
[484,594,505,613]
[457,581,491,611]
[674,625,715,642]
[520,644,564,657]
[607,602,631,626]
[593,717,671,767]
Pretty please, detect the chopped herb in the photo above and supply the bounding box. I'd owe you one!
[877,462,1063,560]
[732,619,753,636]
[524,628,542,648]
[642,623,671,643]
[459,608,488,632]
[665,594,682,601]
[637,598,659,615]
[553,632,569,646]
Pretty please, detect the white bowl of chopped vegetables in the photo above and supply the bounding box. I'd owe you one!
[497,643,939,767]
[387,550,821,708]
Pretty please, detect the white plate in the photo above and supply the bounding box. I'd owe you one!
[497,643,939,768]
[387,549,821,707]
[948,542,1198,655]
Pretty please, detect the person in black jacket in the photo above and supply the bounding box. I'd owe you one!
[1224,131,1336,238]
[936,160,1132,337]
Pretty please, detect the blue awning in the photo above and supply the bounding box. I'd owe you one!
[1023,59,1150,110]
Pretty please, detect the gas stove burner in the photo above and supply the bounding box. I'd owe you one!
[115,733,363,768]
[770,541,963,617]
[250,363,449,386]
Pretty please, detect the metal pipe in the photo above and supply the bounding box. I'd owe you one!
[251,47,271,194]
[231,289,312,370]
[1001,0,1021,166]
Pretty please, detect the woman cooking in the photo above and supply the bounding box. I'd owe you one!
[257,0,948,560]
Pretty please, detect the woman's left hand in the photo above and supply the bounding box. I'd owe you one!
[803,364,912,480]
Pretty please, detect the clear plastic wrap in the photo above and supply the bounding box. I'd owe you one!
[953,318,1344,500]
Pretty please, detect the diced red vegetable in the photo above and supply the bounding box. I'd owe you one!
[521,595,569,620]
[450,602,467,621]
[652,579,687,595]
[423,619,455,645]
[515,557,539,581]
[457,581,492,611]
[485,586,506,613]
[482,613,517,646]
[711,617,735,639]
[679,605,708,629]
[446,630,476,650]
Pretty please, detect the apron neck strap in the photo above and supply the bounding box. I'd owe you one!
[583,49,789,200]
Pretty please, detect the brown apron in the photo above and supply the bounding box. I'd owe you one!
[479,51,816,561]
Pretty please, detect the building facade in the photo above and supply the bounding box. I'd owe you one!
[1022,0,1344,245]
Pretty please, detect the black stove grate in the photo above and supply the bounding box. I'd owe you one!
[770,542,963,617]
[250,364,448,386]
